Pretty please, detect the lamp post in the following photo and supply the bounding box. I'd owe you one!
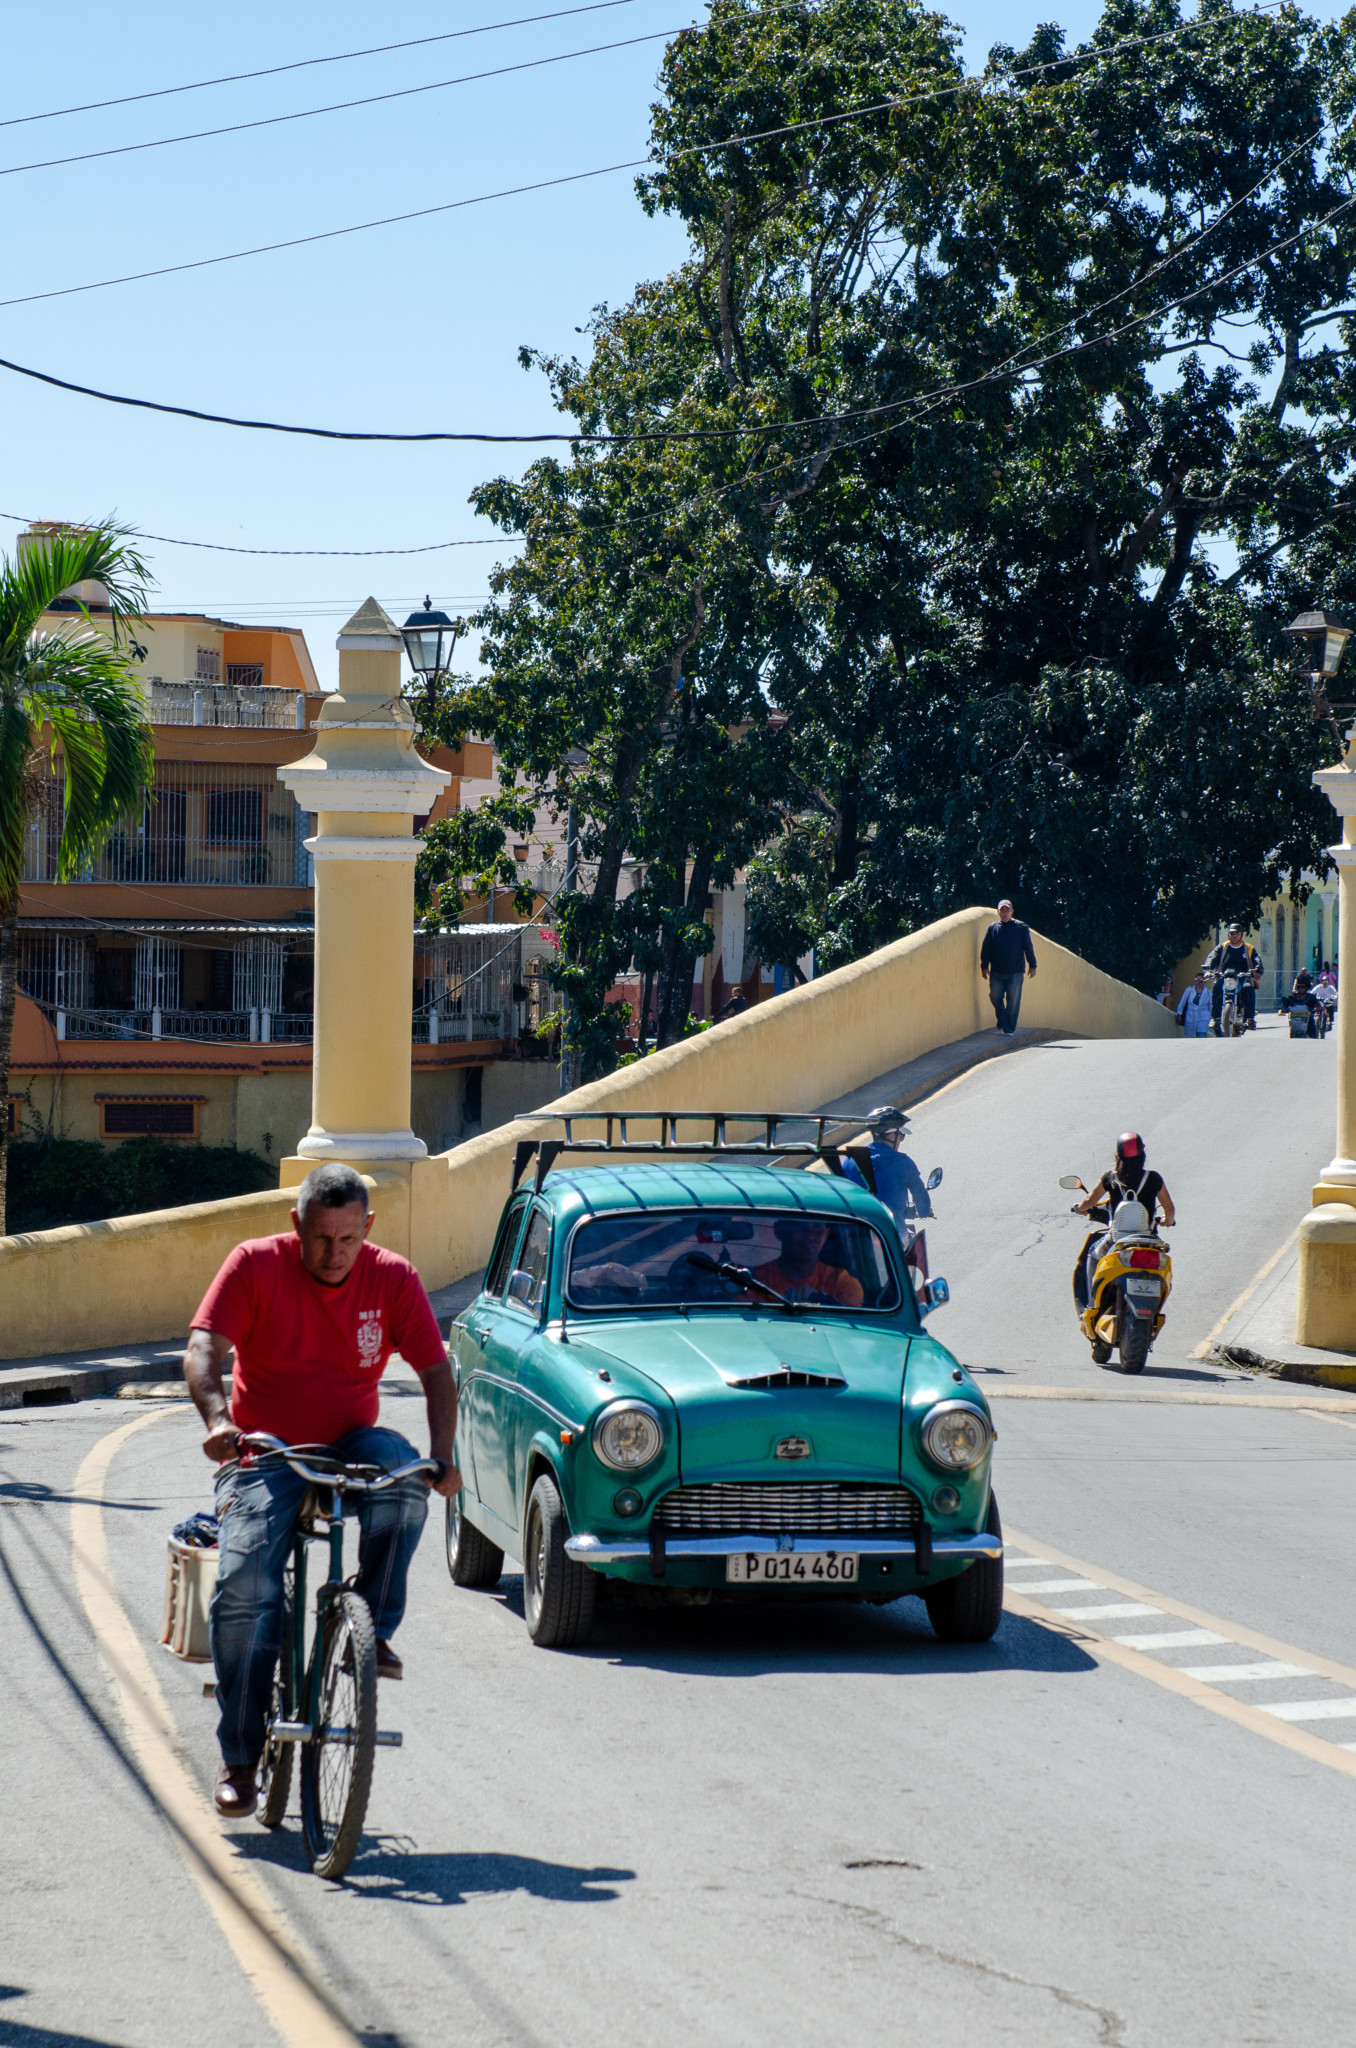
[400,598,461,691]
[1284,610,1356,1343]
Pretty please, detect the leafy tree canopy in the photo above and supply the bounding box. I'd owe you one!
[423,0,1356,1075]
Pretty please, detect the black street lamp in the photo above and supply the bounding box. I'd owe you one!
[1283,609,1355,741]
[400,597,461,687]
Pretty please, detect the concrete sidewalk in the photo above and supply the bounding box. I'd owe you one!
[1205,1235,1356,1388]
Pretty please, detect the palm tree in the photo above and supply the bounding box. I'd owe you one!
[0,524,153,1234]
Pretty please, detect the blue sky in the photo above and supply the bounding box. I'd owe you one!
[0,0,1268,684]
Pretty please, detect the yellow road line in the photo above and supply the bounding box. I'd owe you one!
[71,1411,360,2048]
[1189,1223,1301,1359]
[987,1384,1356,1411]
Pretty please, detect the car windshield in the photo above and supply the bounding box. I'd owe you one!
[566,1208,901,1312]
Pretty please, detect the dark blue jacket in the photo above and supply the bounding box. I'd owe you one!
[980,919,1036,975]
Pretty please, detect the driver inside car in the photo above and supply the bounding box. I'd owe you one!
[750,1218,865,1307]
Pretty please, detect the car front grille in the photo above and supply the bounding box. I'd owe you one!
[652,1481,923,1536]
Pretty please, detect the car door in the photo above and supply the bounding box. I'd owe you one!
[475,1203,553,1537]
[455,1195,528,1511]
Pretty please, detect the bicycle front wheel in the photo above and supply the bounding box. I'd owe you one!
[300,1589,377,1879]
[256,1570,295,1828]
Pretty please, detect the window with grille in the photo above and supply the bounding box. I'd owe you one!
[208,787,264,844]
[99,1097,201,1137]
[225,663,264,688]
[195,647,221,683]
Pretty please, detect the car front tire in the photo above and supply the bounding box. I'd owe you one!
[446,1497,504,1588]
[522,1473,598,1649]
[924,1494,1003,1644]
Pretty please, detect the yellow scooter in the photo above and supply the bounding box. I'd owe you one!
[1059,1175,1172,1373]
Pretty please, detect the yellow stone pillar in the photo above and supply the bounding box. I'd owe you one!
[276,598,450,1168]
[1309,757,1356,1207]
[1298,754,1356,1345]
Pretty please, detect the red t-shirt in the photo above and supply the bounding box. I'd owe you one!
[191,1234,447,1445]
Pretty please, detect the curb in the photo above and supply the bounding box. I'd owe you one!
[0,1360,184,1410]
[1209,1343,1356,1391]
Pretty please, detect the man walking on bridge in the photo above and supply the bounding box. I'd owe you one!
[980,900,1037,1035]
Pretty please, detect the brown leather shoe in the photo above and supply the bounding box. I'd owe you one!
[376,1639,403,1681]
[214,1761,258,1818]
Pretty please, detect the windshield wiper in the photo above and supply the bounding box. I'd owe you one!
[685,1250,800,1313]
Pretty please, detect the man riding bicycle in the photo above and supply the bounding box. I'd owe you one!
[184,1162,459,1819]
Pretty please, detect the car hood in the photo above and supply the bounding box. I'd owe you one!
[576,1313,912,1483]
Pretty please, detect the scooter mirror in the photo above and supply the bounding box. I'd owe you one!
[1058,1174,1085,1191]
[926,1167,943,1190]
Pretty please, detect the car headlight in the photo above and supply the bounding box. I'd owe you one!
[920,1401,992,1471]
[593,1401,664,1471]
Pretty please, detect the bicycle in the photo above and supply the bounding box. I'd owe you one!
[236,1431,443,1879]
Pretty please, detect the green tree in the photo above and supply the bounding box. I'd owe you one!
[651,0,1356,985]
[0,525,153,1232]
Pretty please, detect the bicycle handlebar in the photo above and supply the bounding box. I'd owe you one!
[237,1430,446,1491]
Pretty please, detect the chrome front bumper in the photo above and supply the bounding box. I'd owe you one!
[565,1531,1002,1564]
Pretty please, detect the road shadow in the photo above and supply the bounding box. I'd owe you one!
[473,1575,1096,1677]
[0,1987,135,2048]
[230,1835,634,1905]
[0,1480,156,1511]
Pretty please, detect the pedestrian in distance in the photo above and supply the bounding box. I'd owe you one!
[980,899,1037,1036]
[1175,973,1213,1038]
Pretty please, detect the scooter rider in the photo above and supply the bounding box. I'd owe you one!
[1204,924,1260,1036]
[842,1105,934,1237]
[1072,1132,1175,1310]
[1282,968,1320,1037]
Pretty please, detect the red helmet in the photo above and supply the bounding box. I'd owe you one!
[1116,1131,1146,1167]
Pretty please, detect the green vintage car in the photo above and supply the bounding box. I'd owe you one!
[445,1119,1002,1648]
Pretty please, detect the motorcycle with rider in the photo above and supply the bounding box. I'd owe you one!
[1061,1132,1175,1372]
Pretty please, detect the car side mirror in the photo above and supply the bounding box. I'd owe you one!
[918,1276,950,1317]
[926,1167,943,1190]
[1059,1175,1085,1191]
[506,1270,534,1305]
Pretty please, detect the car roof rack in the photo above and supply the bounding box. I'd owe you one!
[510,1110,878,1196]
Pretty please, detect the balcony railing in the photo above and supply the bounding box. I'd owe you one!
[38,1004,509,1047]
[148,682,309,730]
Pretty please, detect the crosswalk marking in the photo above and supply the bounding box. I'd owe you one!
[1050,1601,1162,1619]
[1113,1629,1227,1649]
[1009,1577,1103,1594]
[1260,1699,1356,1722]
[1003,1528,1356,1781]
[1178,1663,1310,1683]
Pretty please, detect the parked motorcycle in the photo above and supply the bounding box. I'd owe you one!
[1059,1174,1173,1373]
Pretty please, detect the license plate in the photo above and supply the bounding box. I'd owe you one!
[726,1552,859,1583]
[1124,1276,1161,1296]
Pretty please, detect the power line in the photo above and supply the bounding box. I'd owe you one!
[0,22,736,183]
[0,509,519,555]
[0,164,1344,452]
[0,0,654,131]
[0,2,1291,314]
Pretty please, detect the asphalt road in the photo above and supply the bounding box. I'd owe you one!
[4,1017,1355,2048]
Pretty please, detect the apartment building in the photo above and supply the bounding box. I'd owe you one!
[10,536,521,1157]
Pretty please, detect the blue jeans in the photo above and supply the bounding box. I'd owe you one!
[210,1426,429,1768]
[989,971,1025,1034]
